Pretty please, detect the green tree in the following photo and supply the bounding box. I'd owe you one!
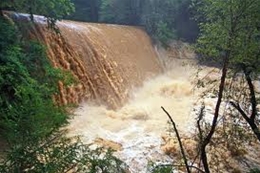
[0,0,74,27]
[99,0,142,25]
[68,0,100,22]
[140,0,178,34]
[193,0,260,172]
[99,0,117,23]
[0,15,68,170]
[175,0,199,42]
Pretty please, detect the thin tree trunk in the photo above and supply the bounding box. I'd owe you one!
[244,69,257,120]
[200,54,229,173]
[230,101,260,142]
[247,120,260,142]
[242,69,260,141]
[0,8,4,16]
[230,69,260,142]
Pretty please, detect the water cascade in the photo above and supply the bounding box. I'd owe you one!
[7,12,162,109]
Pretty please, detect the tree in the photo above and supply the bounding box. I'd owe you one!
[99,0,142,25]
[0,14,69,170]
[193,0,260,172]
[175,0,199,42]
[68,0,101,22]
[0,0,74,26]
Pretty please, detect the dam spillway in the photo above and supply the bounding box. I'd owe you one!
[7,12,162,109]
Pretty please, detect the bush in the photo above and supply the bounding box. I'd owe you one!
[147,162,174,173]
[155,21,176,47]
[0,133,127,173]
[249,168,260,173]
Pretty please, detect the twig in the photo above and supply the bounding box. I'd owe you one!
[161,106,191,173]
[230,101,260,142]
[189,165,206,173]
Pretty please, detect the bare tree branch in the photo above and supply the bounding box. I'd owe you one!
[243,69,257,121]
[229,101,250,122]
[230,101,260,142]
[161,106,191,173]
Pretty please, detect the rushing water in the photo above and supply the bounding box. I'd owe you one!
[67,57,197,173]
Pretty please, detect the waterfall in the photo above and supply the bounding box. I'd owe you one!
[7,12,162,109]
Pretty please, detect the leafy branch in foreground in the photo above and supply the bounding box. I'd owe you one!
[0,132,127,173]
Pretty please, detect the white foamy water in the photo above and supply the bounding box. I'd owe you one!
[67,59,197,172]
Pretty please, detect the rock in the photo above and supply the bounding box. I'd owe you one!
[182,139,197,158]
[161,135,179,156]
[161,134,197,159]
[94,138,123,151]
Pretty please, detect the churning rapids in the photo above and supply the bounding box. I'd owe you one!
[67,54,198,173]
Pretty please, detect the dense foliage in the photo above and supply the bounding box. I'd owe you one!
[194,0,260,70]
[0,17,68,142]
[0,0,74,28]
[69,0,100,22]
[0,16,66,171]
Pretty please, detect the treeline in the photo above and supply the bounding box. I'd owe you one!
[68,0,199,44]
